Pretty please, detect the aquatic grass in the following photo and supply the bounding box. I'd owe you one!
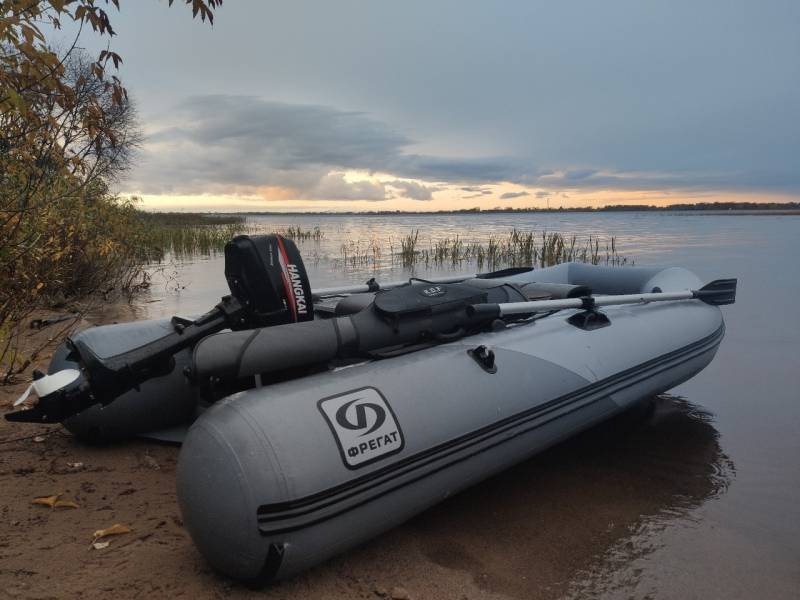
[389,229,629,270]
[137,213,250,262]
[276,225,324,242]
[400,229,420,268]
[138,215,629,274]
[135,212,245,227]
[339,237,383,269]
[146,220,327,262]
[137,215,323,261]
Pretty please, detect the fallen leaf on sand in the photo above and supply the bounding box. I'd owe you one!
[54,499,79,509]
[92,523,132,541]
[32,494,80,509]
[92,541,110,550]
[32,495,60,508]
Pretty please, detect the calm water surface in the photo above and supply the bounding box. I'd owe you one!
[133,213,799,598]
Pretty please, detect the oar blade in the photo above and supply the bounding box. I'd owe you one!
[696,279,738,305]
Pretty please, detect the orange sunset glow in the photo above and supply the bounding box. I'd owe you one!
[128,176,795,212]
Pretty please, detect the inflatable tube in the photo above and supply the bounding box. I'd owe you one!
[175,264,725,582]
[51,319,198,442]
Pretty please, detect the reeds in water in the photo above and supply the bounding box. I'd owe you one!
[393,228,628,270]
[400,229,420,268]
[137,215,323,261]
[339,238,383,269]
[276,225,324,242]
[136,212,250,261]
[138,213,628,273]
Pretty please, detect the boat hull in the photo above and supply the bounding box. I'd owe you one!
[46,263,729,581]
[176,289,724,582]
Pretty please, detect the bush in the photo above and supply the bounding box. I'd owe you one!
[0,188,150,381]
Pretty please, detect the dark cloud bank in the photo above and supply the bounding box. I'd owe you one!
[134,95,522,200]
[130,95,800,201]
[500,191,530,200]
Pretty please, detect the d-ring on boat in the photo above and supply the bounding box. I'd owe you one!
[5,234,736,583]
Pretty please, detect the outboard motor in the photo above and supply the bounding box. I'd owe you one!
[6,234,314,432]
[224,235,313,327]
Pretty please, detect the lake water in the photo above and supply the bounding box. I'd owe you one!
[132,213,799,598]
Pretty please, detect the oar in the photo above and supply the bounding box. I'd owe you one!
[468,278,737,318]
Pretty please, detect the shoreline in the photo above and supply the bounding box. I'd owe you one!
[142,208,800,217]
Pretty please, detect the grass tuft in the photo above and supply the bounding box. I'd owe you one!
[391,229,627,270]
[135,212,249,261]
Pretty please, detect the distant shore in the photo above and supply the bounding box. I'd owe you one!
[657,209,800,216]
[140,201,800,216]
[175,207,800,217]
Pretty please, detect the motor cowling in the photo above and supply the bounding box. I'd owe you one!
[225,235,314,328]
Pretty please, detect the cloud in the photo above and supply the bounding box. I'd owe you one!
[126,95,799,202]
[387,180,436,200]
[129,95,530,200]
[500,191,530,199]
[564,169,598,182]
[460,185,493,199]
[115,3,800,201]
[311,173,387,201]
[309,175,437,202]
[535,191,552,198]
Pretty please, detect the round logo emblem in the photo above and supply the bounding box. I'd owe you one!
[335,398,386,436]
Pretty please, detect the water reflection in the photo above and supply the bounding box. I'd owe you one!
[409,395,733,600]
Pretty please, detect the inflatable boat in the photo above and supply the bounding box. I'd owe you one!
[5,234,736,583]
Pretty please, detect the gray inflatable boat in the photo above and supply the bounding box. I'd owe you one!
[5,235,736,584]
[177,262,731,582]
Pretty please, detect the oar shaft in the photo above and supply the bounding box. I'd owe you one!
[490,290,696,316]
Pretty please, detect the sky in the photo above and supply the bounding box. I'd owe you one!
[76,1,800,211]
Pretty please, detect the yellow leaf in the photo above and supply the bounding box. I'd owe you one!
[32,494,79,509]
[92,523,132,540]
[32,495,60,508]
